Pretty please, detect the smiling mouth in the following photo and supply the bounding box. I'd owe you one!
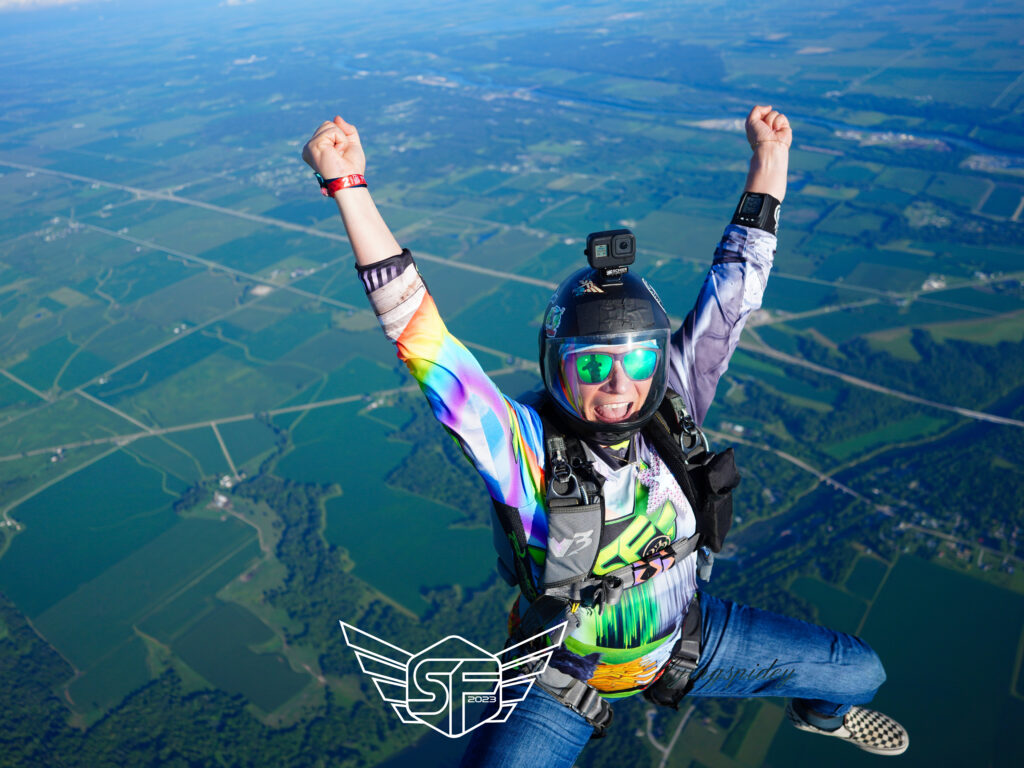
[592,402,634,423]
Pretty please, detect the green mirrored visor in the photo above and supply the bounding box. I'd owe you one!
[574,348,659,384]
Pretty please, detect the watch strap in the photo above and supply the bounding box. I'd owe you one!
[731,192,781,235]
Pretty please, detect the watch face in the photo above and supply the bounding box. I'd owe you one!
[740,194,764,216]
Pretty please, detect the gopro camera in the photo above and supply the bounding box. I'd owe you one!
[585,229,636,278]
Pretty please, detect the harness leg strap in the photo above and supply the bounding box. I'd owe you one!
[643,594,703,709]
[534,666,614,738]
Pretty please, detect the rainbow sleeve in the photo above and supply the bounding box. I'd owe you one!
[364,255,547,545]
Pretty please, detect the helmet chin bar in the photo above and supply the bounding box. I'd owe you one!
[550,383,667,446]
[560,409,644,446]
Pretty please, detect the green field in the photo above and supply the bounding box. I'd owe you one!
[928,310,1024,346]
[218,418,280,469]
[922,285,1024,315]
[789,576,867,634]
[789,300,984,344]
[275,402,494,613]
[324,484,494,615]
[761,278,838,314]
[222,309,333,362]
[172,601,309,712]
[981,184,1023,218]
[86,331,224,405]
[728,350,839,407]
[133,271,245,327]
[139,538,262,643]
[125,435,205,484]
[0,395,138,454]
[768,556,1024,766]
[315,356,405,400]
[67,634,151,714]
[165,427,231,478]
[642,258,711,316]
[33,517,255,671]
[9,335,109,393]
[447,280,551,361]
[822,414,951,460]
[0,372,37,413]
[120,351,303,425]
[637,209,728,261]
[0,449,178,616]
[844,555,888,600]
[0,444,113,511]
[127,204,264,255]
[926,173,990,209]
[199,229,333,274]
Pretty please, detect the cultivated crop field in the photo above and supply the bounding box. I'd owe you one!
[1,0,1022,766]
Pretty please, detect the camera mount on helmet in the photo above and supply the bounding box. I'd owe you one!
[540,227,671,444]
[585,229,635,286]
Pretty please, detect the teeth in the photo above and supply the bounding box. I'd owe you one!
[595,403,630,421]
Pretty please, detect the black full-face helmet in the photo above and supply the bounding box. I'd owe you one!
[539,267,671,444]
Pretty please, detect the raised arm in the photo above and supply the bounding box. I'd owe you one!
[300,117,545,510]
[302,116,400,266]
[667,105,792,425]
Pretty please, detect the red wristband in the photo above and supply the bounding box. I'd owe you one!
[320,174,367,196]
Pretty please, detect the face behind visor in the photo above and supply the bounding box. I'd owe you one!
[539,267,671,444]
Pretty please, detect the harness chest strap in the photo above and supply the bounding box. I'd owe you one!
[492,392,716,639]
[515,530,702,637]
[528,532,704,626]
[490,393,723,735]
[537,399,706,589]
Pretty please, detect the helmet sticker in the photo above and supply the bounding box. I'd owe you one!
[643,278,666,313]
[573,278,605,296]
[544,305,565,338]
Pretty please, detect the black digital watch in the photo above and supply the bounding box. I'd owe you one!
[731,192,781,235]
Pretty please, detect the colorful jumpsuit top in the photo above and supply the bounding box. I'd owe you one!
[361,225,775,697]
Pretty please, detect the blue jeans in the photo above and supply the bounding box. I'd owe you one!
[458,593,886,768]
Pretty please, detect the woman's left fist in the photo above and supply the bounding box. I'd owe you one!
[745,105,792,151]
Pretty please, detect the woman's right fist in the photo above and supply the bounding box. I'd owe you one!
[302,116,366,178]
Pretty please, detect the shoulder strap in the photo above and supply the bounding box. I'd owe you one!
[490,393,604,604]
[641,392,704,520]
[536,397,601,505]
[535,399,604,591]
[490,498,541,602]
[642,389,740,555]
[502,390,731,625]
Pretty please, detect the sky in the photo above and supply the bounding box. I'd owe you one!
[0,0,101,9]
[0,0,255,11]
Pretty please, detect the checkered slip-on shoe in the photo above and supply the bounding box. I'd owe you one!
[785,701,909,756]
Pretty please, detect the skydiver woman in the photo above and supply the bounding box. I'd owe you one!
[301,105,909,766]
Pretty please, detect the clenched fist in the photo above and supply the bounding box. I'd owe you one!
[745,105,792,151]
[302,116,366,179]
